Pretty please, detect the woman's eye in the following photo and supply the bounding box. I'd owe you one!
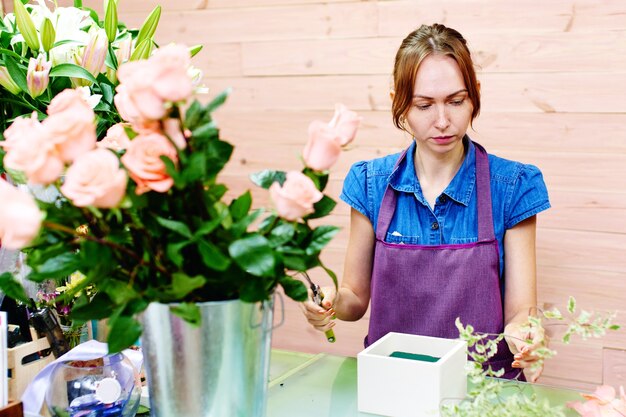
[450,99,465,106]
[415,104,431,110]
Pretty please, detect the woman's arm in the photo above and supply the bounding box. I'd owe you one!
[502,215,545,382]
[301,208,375,330]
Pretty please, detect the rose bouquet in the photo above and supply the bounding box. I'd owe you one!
[0,1,360,351]
[0,0,166,154]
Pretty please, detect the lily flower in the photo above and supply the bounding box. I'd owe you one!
[27,55,52,98]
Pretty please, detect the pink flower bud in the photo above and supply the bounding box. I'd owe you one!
[0,179,43,249]
[269,171,323,221]
[26,55,52,98]
[81,27,108,77]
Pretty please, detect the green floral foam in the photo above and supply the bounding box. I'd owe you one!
[389,351,440,362]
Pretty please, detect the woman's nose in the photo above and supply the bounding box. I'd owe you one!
[434,106,450,130]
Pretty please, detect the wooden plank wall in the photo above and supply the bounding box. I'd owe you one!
[13,0,626,390]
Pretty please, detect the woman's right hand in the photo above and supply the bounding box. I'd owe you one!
[300,286,337,333]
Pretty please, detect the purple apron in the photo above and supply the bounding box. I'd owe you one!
[367,142,521,380]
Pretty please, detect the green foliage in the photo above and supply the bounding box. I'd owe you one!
[442,298,620,417]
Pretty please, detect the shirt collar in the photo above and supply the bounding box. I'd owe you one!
[387,137,476,207]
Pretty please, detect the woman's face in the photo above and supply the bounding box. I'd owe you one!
[404,54,474,155]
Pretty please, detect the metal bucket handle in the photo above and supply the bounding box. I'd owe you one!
[249,291,285,332]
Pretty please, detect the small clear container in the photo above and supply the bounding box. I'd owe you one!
[45,353,141,417]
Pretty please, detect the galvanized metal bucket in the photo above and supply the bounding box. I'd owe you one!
[141,297,275,417]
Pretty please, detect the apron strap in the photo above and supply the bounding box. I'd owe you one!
[374,147,407,241]
[474,142,495,242]
[375,140,495,242]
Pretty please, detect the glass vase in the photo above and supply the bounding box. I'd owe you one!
[44,353,142,417]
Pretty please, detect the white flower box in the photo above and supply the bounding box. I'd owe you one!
[357,332,467,417]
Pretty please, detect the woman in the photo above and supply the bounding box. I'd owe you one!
[302,24,550,382]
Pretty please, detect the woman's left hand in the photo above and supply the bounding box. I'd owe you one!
[504,321,547,383]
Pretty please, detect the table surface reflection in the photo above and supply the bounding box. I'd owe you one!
[268,350,583,417]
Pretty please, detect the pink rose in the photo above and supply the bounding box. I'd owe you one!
[44,88,97,163]
[61,149,128,208]
[302,104,361,171]
[568,385,626,417]
[303,120,342,171]
[98,123,132,151]
[269,171,323,221]
[47,88,93,115]
[149,44,193,103]
[121,132,178,195]
[162,118,187,150]
[115,61,167,122]
[114,45,193,125]
[328,103,361,146]
[0,179,43,249]
[1,114,64,184]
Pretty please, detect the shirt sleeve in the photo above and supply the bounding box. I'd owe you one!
[339,161,372,223]
[504,163,551,229]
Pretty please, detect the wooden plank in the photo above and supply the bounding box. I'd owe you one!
[603,348,626,388]
[537,228,626,274]
[72,0,202,13]
[201,0,359,9]
[378,0,626,36]
[202,73,626,113]
[540,191,626,235]
[542,341,603,384]
[242,32,626,76]
[120,3,378,45]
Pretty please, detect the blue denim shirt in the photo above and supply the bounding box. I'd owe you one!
[340,139,551,279]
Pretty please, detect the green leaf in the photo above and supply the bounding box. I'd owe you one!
[283,254,308,271]
[250,170,286,189]
[268,223,296,247]
[135,6,161,49]
[101,280,139,305]
[198,240,231,271]
[195,217,224,237]
[609,324,621,331]
[205,88,230,113]
[189,44,203,58]
[306,225,340,256]
[231,208,263,237]
[170,302,201,326]
[4,56,27,93]
[71,292,114,321]
[166,240,191,267]
[32,252,82,280]
[320,261,339,290]
[155,216,193,239]
[229,234,276,277]
[303,168,329,192]
[107,316,142,352]
[239,276,269,303]
[49,63,98,84]
[0,48,29,64]
[182,152,206,183]
[229,191,252,221]
[258,214,277,234]
[165,273,207,299]
[306,195,336,219]
[185,100,204,130]
[567,296,576,314]
[0,272,30,305]
[279,275,308,301]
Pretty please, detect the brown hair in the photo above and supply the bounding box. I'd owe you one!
[391,24,480,130]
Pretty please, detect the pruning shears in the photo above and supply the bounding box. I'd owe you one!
[302,272,336,343]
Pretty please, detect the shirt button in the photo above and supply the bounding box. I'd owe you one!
[431,222,439,230]
[439,195,447,203]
